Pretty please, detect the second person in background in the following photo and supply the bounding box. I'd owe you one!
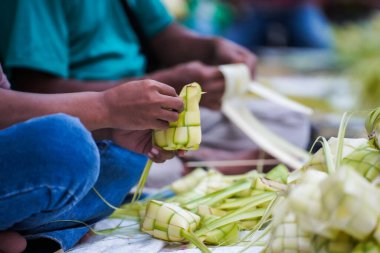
[224,0,334,50]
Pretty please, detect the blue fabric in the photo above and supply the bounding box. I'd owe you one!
[0,114,147,250]
[0,0,173,79]
[224,3,333,50]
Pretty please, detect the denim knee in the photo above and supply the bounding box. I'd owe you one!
[2,113,100,205]
[31,113,100,195]
[0,114,101,230]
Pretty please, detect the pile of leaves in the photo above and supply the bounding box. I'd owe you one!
[334,13,380,109]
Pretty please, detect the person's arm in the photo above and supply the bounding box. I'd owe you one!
[150,24,214,67]
[0,89,106,130]
[125,0,255,71]
[0,80,183,131]
[11,68,139,93]
[150,23,257,74]
[11,64,207,94]
[12,24,255,110]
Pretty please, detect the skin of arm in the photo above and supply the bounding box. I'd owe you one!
[149,24,256,74]
[0,88,107,130]
[11,24,256,111]
[11,68,134,94]
[0,79,183,162]
[0,80,183,131]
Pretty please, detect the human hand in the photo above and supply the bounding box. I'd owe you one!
[152,61,225,110]
[209,38,257,77]
[110,129,176,163]
[102,80,184,130]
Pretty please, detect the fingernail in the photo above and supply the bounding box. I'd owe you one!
[147,152,154,159]
[151,147,160,156]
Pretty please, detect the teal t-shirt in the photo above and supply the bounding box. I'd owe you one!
[0,0,173,80]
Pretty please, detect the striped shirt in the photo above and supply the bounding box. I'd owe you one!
[0,64,10,89]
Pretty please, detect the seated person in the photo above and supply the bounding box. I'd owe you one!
[0,64,183,253]
[224,0,334,50]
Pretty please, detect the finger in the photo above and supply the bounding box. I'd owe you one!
[139,130,155,154]
[155,82,178,97]
[160,96,184,112]
[229,51,248,64]
[148,147,175,163]
[237,51,257,77]
[202,66,224,81]
[228,48,256,76]
[177,150,186,157]
[202,80,225,95]
[157,108,180,123]
[248,56,257,78]
[152,119,169,130]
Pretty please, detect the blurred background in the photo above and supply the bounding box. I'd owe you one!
[161,0,380,139]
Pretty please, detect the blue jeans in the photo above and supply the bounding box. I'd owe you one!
[224,3,333,50]
[0,114,147,250]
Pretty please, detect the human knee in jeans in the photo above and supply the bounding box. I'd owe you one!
[0,113,100,232]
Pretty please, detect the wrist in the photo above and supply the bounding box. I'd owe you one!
[98,91,113,128]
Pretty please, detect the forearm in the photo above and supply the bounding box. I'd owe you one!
[11,67,184,96]
[12,68,139,93]
[0,89,108,130]
[151,24,216,67]
[18,78,122,93]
